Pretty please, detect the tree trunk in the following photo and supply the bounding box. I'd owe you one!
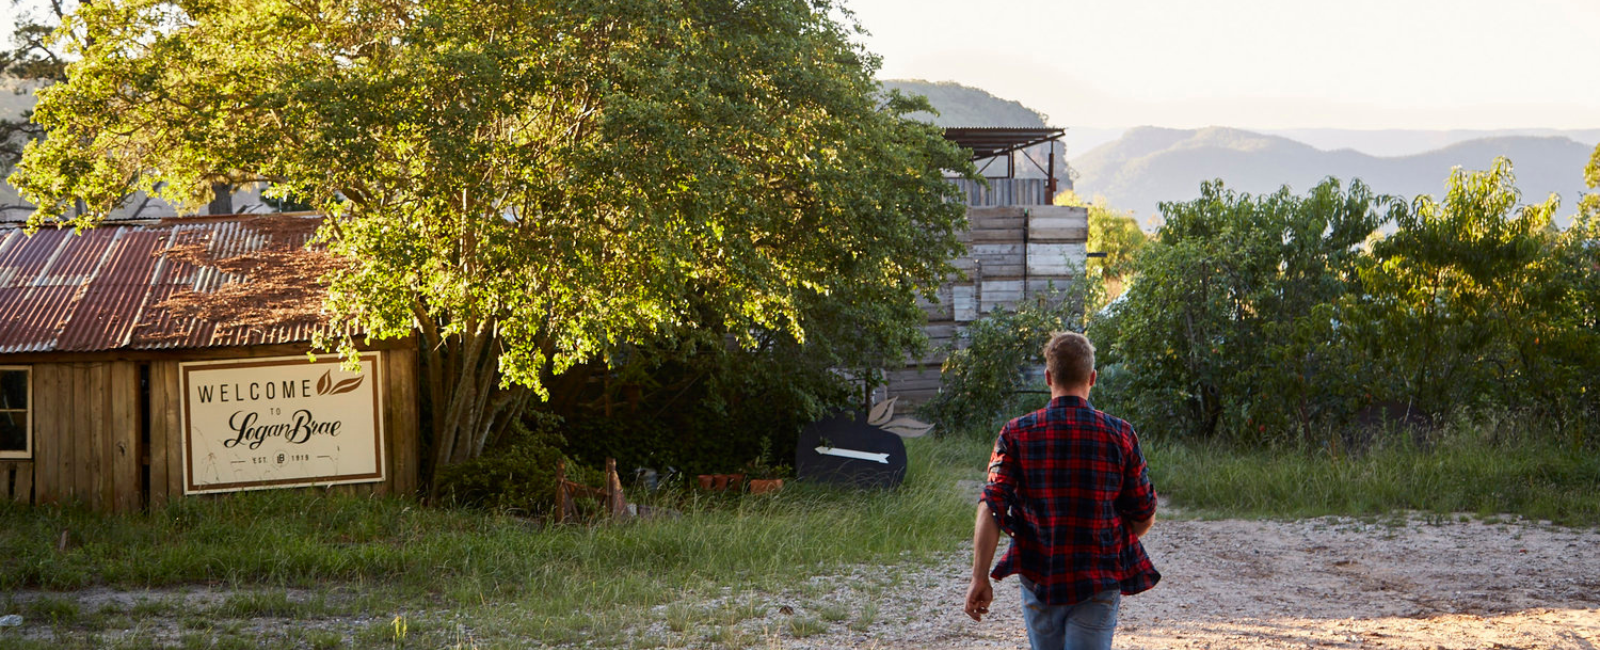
[415,310,532,494]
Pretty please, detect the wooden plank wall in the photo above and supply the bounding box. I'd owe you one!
[147,360,184,508]
[949,178,1053,206]
[29,362,142,512]
[382,349,421,498]
[19,347,421,512]
[146,350,421,505]
[0,460,32,503]
[891,204,1090,406]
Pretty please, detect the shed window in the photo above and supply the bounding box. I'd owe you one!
[0,367,28,459]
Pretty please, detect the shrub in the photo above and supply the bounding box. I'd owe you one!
[435,413,569,515]
[921,284,1089,435]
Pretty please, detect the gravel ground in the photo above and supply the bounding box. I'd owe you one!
[767,515,1600,649]
[4,515,1597,649]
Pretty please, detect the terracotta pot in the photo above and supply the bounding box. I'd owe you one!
[697,474,714,490]
[747,479,784,495]
[712,474,730,491]
[727,473,746,491]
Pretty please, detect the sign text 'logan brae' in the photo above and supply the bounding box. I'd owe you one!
[181,355,386,494]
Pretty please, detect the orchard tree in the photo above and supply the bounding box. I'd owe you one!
[1354,159,1568,414]
[1091,178,1397,440]
[10,0,972,485]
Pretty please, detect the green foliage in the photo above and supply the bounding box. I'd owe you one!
[434,413,568,514]
[9,0,973,476]
[1585,142,1600,219]
[1058,191,1149,309]
[1095,159,1600,446]
[0,1,72,171]
[553,326,850,477]
[920,283,1091,434]
[1092,177,1399,441]
[1351,159,1590,417]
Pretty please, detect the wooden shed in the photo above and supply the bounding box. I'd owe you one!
[0,214,421,512]
[886,128,1090,404]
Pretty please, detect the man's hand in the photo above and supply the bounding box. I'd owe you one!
[968,502,1001,621]
[1129,514,1155,538]
[964,576,993,621]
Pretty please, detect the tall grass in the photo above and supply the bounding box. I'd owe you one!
[3,414,1595,647]
[0,435,992,611]
[1144,413,1600,526]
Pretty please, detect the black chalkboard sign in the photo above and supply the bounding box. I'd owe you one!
[795,412,907,490]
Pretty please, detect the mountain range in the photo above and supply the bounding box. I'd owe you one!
[882,79,1597,226]
[1074,127,1595,225]
[6,79,1597,227]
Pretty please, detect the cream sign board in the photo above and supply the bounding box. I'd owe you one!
[181,355,386,494]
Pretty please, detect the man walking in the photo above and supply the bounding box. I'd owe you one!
[963,332,1159,650]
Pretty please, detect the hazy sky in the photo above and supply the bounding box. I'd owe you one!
[847,0,1600,130]
[4,1,1595,131]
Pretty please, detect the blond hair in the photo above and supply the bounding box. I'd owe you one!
[1044,332,1095,387]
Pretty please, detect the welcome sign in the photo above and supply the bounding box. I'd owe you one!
[181,355,386,494]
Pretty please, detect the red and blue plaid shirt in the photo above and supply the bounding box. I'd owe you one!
[981,395,1161,606]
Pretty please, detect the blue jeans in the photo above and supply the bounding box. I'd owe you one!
[1019,578,1120,650]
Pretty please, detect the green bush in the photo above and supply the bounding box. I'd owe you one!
[1095,162,1600,447]
[435,413,568,515]
[547,330,856,479]
[920,284,1089,435]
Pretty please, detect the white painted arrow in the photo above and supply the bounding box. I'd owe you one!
[815,446,890,464]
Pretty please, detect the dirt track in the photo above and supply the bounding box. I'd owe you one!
[3,515,1597,648]
[779,515,1600,649]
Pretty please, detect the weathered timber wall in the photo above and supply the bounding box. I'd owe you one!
[15,347,421,512]
[948,178,1055,206]
[28,362,141,511]
[888,204,1089,407]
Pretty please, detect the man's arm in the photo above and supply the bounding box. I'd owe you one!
[965,501,1001,621]
[1116,423,1158,538]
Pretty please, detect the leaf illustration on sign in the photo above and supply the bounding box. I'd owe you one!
[880,416,934,438]
[316,370,333,395]
[867,396,898,427]
[330,375,365,395]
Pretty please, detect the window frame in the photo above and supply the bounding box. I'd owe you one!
[0,366,31,460]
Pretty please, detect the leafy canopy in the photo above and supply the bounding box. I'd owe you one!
[1091,160,1600,445]
[1090,177,1401,440]
[10,0,971,401]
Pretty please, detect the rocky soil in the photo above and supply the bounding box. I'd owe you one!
[4,515,1597,649]
[775,515,1600,649]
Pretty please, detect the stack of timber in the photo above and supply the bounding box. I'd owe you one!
[885,204,1089,407]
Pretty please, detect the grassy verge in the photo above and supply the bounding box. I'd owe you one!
[0,435,992,649]
[2,418,1596,648]
[1146,422,1600,526]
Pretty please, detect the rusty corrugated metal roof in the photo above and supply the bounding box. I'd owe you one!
[0,214,328,354]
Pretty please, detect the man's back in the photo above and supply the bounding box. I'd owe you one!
[981,395,1160,606]
[965,332,1158,650]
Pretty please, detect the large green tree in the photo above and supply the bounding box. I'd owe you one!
[10,0,971,482]
[1091,178,1399,440]
[1351,159,1572,415]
